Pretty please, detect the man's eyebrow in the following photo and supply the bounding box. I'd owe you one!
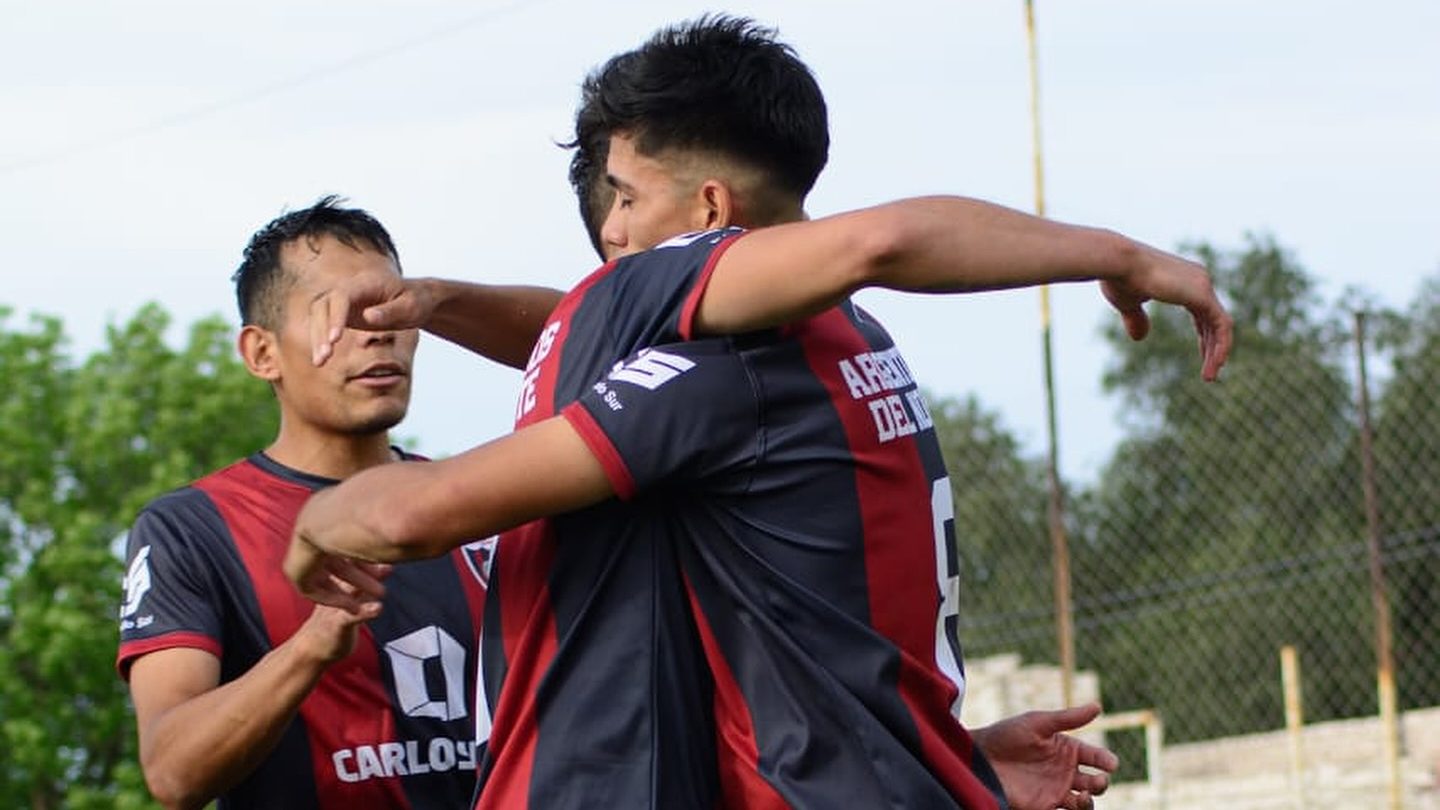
[606,173,632,193]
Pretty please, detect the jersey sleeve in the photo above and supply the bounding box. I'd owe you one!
[562,339,760,500]
[606,228,748,348]
[115,489,227,679]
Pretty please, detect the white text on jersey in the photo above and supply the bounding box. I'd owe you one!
[332,737,478,783]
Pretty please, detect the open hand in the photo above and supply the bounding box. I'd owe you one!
[972,703,1119,810]
[309,272,436,365]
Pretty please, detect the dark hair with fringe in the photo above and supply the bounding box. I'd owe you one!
[232,195,399,328]
[568,15,829,205]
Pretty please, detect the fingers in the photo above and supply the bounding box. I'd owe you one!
[1194,305,1234,382]
[301,566,385,616]
[322,555,388,601]
[362,297,418,330]
[315,594,383,622]
[1060,790,1094,810]
[1071,761,1113,793]
[1075,739,1120,775]
[309,290,348,366]
[1122,306,1151,342]
[1032,702,1104,736]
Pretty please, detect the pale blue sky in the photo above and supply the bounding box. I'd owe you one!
[3,0,1437,481]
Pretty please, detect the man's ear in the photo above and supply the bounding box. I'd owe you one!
[695,178,737,230]
[238,324,281,382]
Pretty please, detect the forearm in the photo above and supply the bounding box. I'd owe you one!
[695,196,1143,335]
[296,418,613,565]
[861,196,1142,293]
[420,279,563,369]
[138,645,327,808]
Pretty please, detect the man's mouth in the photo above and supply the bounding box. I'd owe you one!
[349,363,407,386]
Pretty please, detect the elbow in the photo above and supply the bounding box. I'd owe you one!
[363,477,451,561]
[141,760,208,810]
[370,508,435,560]
[849,204,914,290]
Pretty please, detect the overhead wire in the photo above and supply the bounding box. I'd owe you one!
[0,0,555,177]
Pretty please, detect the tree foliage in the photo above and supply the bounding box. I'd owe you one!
[934,393,1053,665]
[1081,234,1373,746]
[0,304,275,808]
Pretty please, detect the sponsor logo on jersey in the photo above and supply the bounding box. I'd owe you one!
[332,737,479,783]
[836,349,935,443]
[384,626,468,721]
[119,545,153,628]
[607,348,697,391]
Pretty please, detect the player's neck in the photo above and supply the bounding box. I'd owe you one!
[264,425,397,481]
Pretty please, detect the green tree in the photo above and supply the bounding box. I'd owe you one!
[931,393,1053,665]
[1369,273,1440,709]
[1077,234,1371,754]
[0,304,276,808]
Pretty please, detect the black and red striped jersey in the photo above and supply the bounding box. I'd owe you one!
[476,231,733,810]
[483,228,1006,808]
[116,452,488,810]
[567,319,1008,809]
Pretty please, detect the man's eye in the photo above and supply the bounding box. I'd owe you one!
[618,197,634,209]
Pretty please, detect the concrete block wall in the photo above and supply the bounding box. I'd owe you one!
[961,653,1440,809]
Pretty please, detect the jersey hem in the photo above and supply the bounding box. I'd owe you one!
[116,632,223,680]
[561,403,637,500]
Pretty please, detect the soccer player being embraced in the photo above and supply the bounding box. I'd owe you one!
[116,199,537,809]
[286,17,1230,810]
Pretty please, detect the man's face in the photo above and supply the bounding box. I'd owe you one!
[599,132,706,259]
[268,235,418,435]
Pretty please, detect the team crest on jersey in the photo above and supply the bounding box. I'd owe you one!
[460,537,496,588]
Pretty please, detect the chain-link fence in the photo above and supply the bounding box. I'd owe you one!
[944,311,1440,799]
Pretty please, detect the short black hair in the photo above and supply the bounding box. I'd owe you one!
[232,195,399,328]
[568,129,613,259]
[568,15,829,203]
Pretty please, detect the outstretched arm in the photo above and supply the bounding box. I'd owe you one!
[309,276,564,369]
[696,196,1232,381]
[970,703,1119,810]
[284,415,614,608]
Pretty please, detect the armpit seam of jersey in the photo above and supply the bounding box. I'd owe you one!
[731,335,766,497]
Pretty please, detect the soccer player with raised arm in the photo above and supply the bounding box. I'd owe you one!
[286,17,1230,810]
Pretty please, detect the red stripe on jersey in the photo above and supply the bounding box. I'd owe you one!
[562,402,636,500]
[477,268,624,808]
[474,521,559,810]
[116,632,223,679]
[794,310,999,809]
[681,570,788,810]
[515,260,616,430]
[677,232,747,341]
[197,465,410,810]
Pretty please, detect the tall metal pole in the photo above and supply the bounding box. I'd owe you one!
[1023,0,1075,707]
[1353,312,1403,809]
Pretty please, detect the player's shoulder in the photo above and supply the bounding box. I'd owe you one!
[133,458,253,529]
